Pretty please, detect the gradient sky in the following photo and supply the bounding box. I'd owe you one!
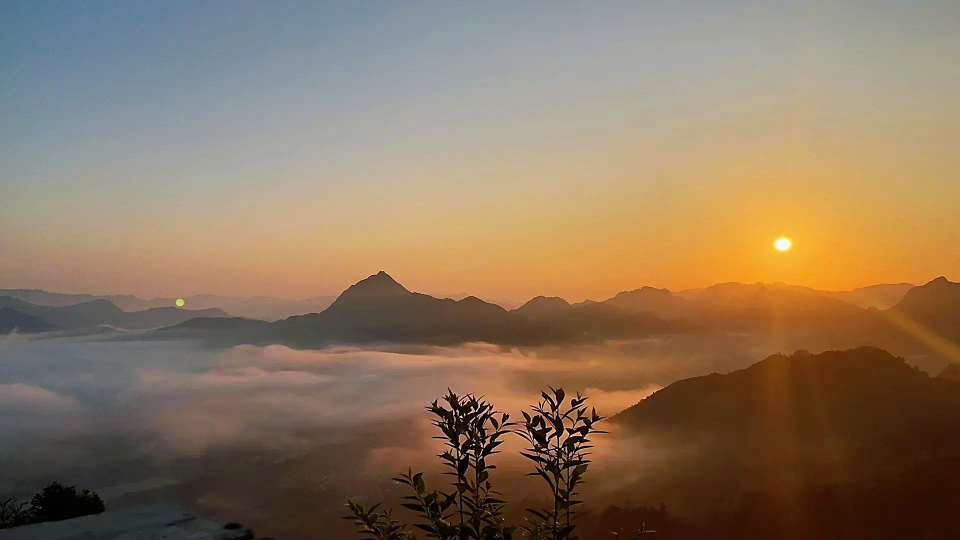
[2,1,958,302]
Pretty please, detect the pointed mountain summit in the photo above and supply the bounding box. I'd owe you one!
[337,271,410,299]
[279,271,522,343]
[322,271,411,312]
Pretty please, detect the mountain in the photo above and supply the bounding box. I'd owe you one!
[0,288,151,311]
[276,272,511,344]
[0,307,61,333]
[266,272,693,346]
[688,288,867,339]
[514,296,572,316]
[0,297,125,328]
[0,288,343,321]
[174,316,274,331]
[330,270,411,303]
[822,283,914,309]
[603,286,687,318]
[614,347,959,434]
[610,347,960,539]
[160,294,337,321]
[2,279,915,323]
[438,293,520,311]
[613,347,960,484]
[938,363,960,381]
[0,296,230,330]
[888,276,960,334]
[121,306,231,329]
[692,282,773,304]
[676,281,913,309]
[865,277,960,371]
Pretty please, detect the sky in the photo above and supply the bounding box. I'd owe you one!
[2,1,958,302]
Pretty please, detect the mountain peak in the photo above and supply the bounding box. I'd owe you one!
[515,296,571,316]
[613,347,931,431]
[893,276,958,310]
[334,271,410,303]
[603,286,685,316]
[938,363,960,381]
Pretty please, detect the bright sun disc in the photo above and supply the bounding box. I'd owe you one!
[774,237,792,251]
[175,298,185,307]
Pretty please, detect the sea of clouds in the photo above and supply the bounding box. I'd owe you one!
[0,331,774,535]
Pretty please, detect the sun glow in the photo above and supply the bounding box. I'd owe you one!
[774,237,792,251]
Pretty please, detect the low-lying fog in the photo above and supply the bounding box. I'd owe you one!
[0,333,775,538]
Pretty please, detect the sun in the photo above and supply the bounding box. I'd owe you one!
[774,237,792,251]
[175,298,185,307]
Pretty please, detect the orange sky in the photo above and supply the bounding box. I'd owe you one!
[2,2,958,302]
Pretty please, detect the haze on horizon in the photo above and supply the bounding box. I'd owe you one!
[2,1,959,302]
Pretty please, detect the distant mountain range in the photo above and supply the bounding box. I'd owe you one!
[0,306,60,333]
[269,271,692,346]
[673,282,914,309]
[4,274,958,371]
[152,273,957,367]
[0,295,229,331]
[0,279,914,323]
[509,281,915,321]
[0,289,338,321]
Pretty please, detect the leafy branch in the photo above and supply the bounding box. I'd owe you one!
[518,387,606,540]
[345,388,606,540]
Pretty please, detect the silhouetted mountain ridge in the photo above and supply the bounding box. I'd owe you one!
[603,286,687,317]
[0,288,338,321]
[514,296,572,316]
[889,276,960,322]
[938,362,960,381]
[0,296,230,330]
[614,347,960,447]
[607,346,960,539]
[0,307,61,333]
[227,272,691,345]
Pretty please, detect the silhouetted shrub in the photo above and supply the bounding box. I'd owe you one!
[345,387,605,540]
[0,482,105,529]
[0,497,33,529]
[29,482,104,523]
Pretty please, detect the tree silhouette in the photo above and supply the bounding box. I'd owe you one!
[29,482,104,523]
[345,388,605,540]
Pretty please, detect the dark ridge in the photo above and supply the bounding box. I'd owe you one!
[514,296,572,316]
[0,307,60,333]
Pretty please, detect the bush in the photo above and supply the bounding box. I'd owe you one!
[345,387,606,540]
[0,482,105,529]
[0,497,32,529]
